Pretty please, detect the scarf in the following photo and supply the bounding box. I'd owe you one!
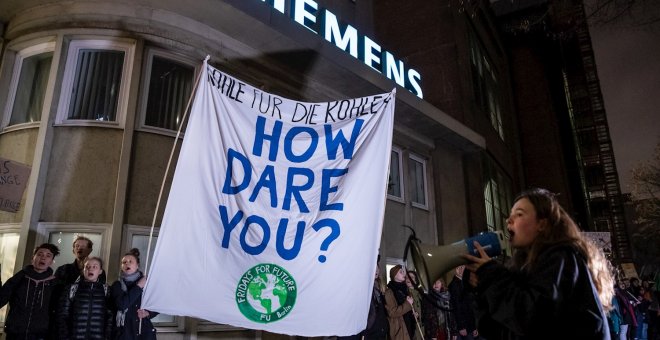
[119,271,142,292]
[116,271,143,327]
[387,280,409,305]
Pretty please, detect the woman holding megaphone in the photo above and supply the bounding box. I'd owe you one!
[463,188,614,340]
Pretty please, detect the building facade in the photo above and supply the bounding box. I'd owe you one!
[0,0,522,338]
[494,0,632,262]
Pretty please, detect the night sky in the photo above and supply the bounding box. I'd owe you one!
[589,24,660,193]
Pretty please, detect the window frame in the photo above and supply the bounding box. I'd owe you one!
[131,224,236,332]
[482,159,513,237]
[0,224,21,327]
[2,41,56,131]
[136,48,199,137]
[387,146,405,203]
[469,32,505,141]
[55,38,135,128]
[35,222,112,268]
[409,152,428,210]
[122,224,184,332]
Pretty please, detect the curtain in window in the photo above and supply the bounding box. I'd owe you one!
[0,232,20,323]
[67,49,124,121]
[145,56,194,131]
[483,161,513,232]
[10,53,53,125]
[410,158,426,205]
[388,150,402,197]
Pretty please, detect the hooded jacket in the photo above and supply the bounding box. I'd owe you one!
[0,265,58,337]
[473,244,610,340]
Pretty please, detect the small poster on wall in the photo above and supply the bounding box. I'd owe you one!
[0,157,31,213]
[620,262,639,279]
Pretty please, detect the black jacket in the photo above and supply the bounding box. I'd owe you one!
[0,266,58,337]
[109,272,157,340]
[473,244,610,340]
[58,277,112,340]
[448,276,476,334]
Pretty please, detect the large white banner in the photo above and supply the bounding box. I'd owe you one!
[142,61,396,336]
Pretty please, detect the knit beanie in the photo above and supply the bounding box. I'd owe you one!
[389,264,403,281]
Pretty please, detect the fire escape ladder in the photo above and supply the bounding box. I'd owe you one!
[570,12,633,261]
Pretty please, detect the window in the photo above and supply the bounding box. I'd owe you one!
[3,43,54,128]
[48,231,104,268]
[470,33,505,140]
[123,225,179,327]
[36,223,110,268]
[409,153,428,209]
[140,50,196,133]
[483,159,512,232]
[0,230,20,324]
[387,146,404,201]
[57,39,135,126]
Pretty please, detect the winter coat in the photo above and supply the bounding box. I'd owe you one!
[362,283,389,339]
[473,244,610,340]
[0,265,58,338]
[58,277,113,339]
[448,276,477,335]
[614,287,637,326]
[384,283,413,340]
[110,272,157,340]
[608,296,622,335]
[422,289,451,339]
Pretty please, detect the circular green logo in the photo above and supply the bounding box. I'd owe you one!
[235,263,297,323]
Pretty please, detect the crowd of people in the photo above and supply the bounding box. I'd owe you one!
[345,261,482,340]
[353,188,659,340]
[0,237,156,339]
[1,187,659,340]
[610,276,659,340]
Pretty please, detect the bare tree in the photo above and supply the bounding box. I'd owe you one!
[585,0,660,30]
[630,141,660,273]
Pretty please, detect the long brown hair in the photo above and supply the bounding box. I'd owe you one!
[513,188,614,311]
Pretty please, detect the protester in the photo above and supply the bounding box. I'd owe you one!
[110,248,157,339]
[422,278,451,340]
[0,243,60,340]
[336,262,389,340]
[55,236,99,285]
[57,256,112,339]
[637,285,652,340]
[464,188,614,339]
[406,270,424,340]
[385,264,414,340]
[448,265,479,340]
[648,278,660,340]
[51,236,106,337]
[615,279,637,340]
[609,288,623,339]
[630,278,642,298]
[648,283,660,340]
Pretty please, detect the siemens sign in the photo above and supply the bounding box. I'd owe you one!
[260,0,424,99]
